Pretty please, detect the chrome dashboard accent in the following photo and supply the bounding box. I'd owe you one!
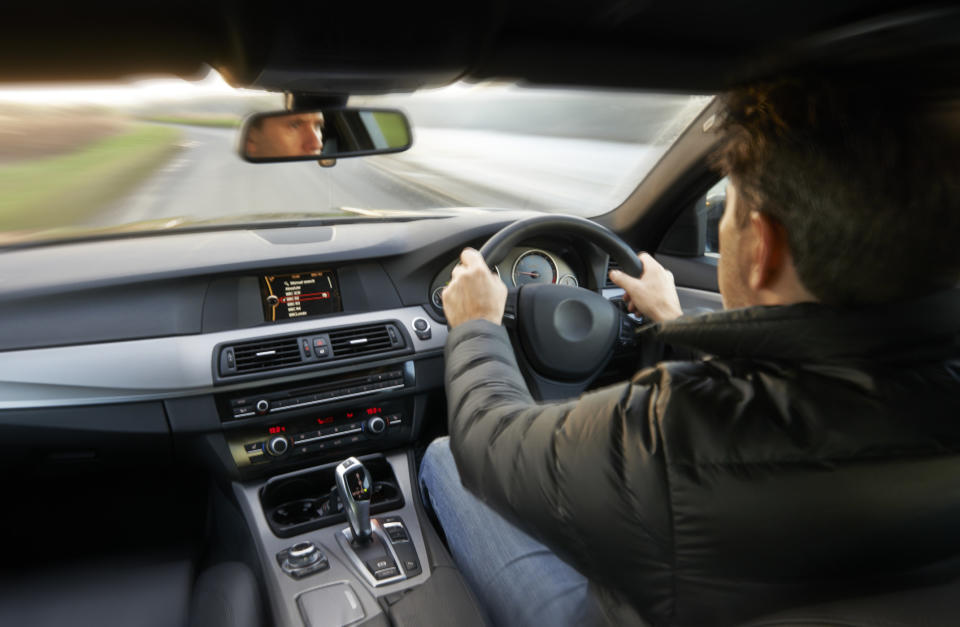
[0,306,446,409]
[269,382,405,414]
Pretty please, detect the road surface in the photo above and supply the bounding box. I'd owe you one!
[91,123,664,228]
[90,125,460,227]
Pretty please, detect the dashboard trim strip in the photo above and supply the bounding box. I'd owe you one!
[269,383,405,414]
[0,306,446,410]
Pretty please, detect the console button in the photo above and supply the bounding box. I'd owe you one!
[366,557,394,572]
[413,318,428,331]
[255,399,270,415]
[374,567,399,580]
[386,526,408,542]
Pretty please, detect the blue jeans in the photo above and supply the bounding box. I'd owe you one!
[418,437,605,627]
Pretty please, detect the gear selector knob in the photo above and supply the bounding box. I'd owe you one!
[336,457,373,541]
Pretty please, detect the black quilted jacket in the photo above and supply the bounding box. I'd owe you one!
[443,289,960,626]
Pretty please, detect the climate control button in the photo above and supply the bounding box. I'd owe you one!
[266,436,290,456]
[366,416,386,436]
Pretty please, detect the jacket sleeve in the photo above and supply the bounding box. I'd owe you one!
[444,319,676,587]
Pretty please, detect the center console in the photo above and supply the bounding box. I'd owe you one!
[234,451,450,627]
[218,348,484,626]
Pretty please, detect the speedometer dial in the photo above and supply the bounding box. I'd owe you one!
[512,250,558,286]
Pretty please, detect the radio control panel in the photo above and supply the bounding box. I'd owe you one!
[223,369,405,421]
[218,364,415,475]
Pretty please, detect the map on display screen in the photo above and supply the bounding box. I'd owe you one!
[261,270,341,321]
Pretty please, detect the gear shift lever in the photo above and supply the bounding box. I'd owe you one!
[335,457,372,542]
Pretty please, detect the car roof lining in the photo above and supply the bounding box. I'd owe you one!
[5,1,960,93]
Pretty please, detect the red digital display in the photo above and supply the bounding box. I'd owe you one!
[317,417,334,425]
[346,412,354,418]
[366,407,383,415]
[268,425,286,434]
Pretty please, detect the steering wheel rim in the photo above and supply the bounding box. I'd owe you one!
[477,214,643,401]
[479,214,644,278]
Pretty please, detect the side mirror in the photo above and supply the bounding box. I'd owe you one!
[658,178,726,257]
[239,107,412,163]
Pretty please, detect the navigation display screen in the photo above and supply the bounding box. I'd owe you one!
[260,270,341,321]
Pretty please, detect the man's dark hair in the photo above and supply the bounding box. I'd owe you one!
[712,78,960,305]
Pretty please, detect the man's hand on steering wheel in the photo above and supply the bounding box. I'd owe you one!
[443,247,508,328]
[609,252,683,323]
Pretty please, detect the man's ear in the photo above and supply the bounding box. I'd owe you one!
[747,211,788,291]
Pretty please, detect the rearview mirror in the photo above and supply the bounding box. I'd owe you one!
[239,108,412,163]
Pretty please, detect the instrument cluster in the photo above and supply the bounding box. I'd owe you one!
[428,246,581,314]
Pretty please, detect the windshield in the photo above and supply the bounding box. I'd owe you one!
[0,71,710,246]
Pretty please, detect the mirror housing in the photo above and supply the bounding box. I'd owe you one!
[239,107,412,163]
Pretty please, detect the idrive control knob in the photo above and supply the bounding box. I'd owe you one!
[366,416,386,435]
[266,436,289,456]
[287,541,321,568]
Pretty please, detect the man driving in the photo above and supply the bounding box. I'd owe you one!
[419,79,960,626]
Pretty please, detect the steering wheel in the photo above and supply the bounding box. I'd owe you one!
[478,214,644,401]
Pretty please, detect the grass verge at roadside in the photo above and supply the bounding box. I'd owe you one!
[0,125,182,231]
[144,116,241,129]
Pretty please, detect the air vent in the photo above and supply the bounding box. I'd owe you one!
[217,322,408,378]
[605,258,622,287]
[329,324,400,357]
[233,337,303,374]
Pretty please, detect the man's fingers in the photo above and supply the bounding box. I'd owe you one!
[638,251,659,271]
[459,247,486,268]
[609,269,639,291]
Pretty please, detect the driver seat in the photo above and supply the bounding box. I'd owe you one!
[740,578,960,627]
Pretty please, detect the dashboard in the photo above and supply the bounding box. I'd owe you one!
[0,210,622,480]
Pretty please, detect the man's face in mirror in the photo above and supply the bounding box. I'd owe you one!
[246,112,324,158]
